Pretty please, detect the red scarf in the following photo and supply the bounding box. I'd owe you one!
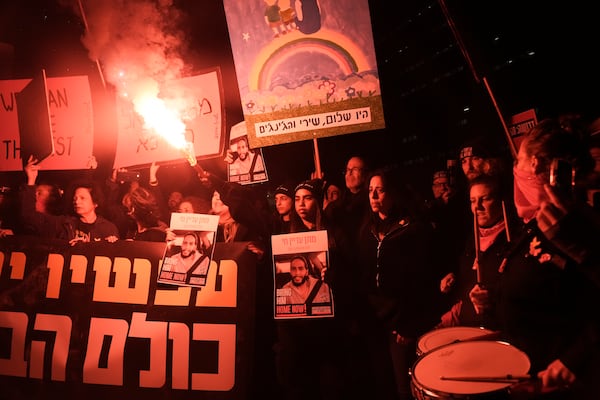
[513,165,549,223]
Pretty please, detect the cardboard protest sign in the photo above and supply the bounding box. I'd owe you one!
[222,0,385,148]
[113,68,225,169]
[0,74,94,171]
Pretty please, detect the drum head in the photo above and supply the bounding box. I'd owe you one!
[417,326,494,355]
[412,341,530,396]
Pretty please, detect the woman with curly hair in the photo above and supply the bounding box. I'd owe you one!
[121,186,168,242]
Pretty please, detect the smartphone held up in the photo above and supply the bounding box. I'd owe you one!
[549,158,575,197]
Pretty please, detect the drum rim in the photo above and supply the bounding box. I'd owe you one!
[411,340,531,396]
[416,326,495,355]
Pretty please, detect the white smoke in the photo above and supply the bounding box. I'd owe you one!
[65,0,196,148]
[74,0,189,93]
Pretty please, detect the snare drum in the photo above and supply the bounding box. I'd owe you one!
[416,326,495,356]
[410,341,530,400]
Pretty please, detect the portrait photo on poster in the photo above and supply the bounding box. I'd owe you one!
[158,230,215,287]
[158,213,219,288]
[273,251,334,319]
[227,121,269,185]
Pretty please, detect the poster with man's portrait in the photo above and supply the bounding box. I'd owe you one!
[158,212,219,287]
[272,230,334,319]
[226,121,269,185]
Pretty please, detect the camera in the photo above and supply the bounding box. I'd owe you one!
[549,158,574,195]
[116,170,140,182]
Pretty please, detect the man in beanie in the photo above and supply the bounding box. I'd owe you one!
[459,136,510,182]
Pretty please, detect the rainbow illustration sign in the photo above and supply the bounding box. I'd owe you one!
[223,0,385,148]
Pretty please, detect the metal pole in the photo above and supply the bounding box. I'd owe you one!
[77,0,107,89]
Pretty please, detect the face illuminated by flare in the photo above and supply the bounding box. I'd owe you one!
[369,175,392,218]
[211,191,230,215]
[294,189,317,223]
[432,176,454,204]
[275,193,293,217]
[469,183,503,228]
[168,191,183,211]
[72,187,97,219]
[344,157,366,194]
[178,201,194,213]
[461,156,486,181]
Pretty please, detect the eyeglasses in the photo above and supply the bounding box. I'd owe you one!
[343,167,363,175]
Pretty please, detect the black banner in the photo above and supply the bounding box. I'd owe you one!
[0,236,256,400]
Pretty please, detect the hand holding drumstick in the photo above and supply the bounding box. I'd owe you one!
[468,283,490,314]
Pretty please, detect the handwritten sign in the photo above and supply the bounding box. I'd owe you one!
[0,75,94,171]
[113,69,225,169]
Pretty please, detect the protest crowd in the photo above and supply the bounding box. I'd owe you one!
[1,111,600,400]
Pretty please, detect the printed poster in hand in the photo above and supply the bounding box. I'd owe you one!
[272,230,334,319]
[158,212,219,288]
[226,121,269,185]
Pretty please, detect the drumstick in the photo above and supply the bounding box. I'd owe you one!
[473,212,481,284]
[501,200,511,242]
[440,374,531,382]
